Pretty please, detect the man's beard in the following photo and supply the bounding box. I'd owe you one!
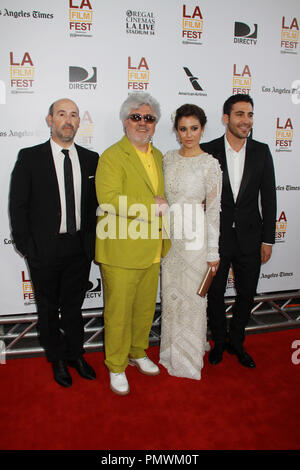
[228,122,251,140]
[127,128,153,146]
[56,125,76,142]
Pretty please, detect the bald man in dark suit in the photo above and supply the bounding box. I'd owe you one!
[9,98,99,387]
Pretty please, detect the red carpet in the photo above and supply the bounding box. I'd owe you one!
[0,328,299,451]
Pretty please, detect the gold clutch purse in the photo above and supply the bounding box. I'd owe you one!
[197,266,213,297]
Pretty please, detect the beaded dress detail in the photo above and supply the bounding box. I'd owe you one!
[159,150,222,379]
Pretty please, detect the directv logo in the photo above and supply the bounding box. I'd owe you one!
[85,278,102,299]
[69,66,97,90]
[234,22,257,45]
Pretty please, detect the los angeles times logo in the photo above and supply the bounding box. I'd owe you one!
[291,80,300,104]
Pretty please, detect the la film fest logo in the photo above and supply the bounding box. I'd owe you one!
[232,64,252,95]
[69,66,97,90]
[10,51,35,94]
[126,10,155,35]
[182,4,204,45]
[76,110,94,148]
[21,268,99,304]
[281,16,299,54]
[275,210,287,243]
[275,117,293,152]
[234,22,257,45]
[179,67,207,97]
[128,57,150,91]
[69,0,93,37]
[22,271,35,305]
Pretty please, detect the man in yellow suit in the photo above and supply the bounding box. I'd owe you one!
[95,93,171,395]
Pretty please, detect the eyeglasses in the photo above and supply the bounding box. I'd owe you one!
[128,114,157,123]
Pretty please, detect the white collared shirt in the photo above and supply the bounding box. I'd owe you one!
[224,136,246,202]
[224,136,272,246]
[50,139,81,233]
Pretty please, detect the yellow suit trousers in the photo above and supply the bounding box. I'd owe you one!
[101,262,160,373]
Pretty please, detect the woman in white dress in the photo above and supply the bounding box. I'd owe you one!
[159,104,222,380]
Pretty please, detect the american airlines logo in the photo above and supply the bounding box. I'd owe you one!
[179,67,207,97]
[183,67,203,90]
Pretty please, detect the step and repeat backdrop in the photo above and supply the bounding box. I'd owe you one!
[0,0,299,314]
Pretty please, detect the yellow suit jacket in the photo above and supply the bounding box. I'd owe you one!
[95,135,171,268]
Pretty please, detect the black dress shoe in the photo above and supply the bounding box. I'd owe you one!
[208,344,225,365]
[226,343,256,368]
[67,356,96,380]
[52,360,72,387]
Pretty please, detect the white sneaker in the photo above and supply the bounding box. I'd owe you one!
[129,356,160,376]
[109,372,130,396]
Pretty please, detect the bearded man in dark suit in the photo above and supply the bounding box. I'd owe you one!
[201,94,276,368]
[9,98,99,387]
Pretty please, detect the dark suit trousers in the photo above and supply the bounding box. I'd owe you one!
[28,233,91,362]
[207,228,261,351]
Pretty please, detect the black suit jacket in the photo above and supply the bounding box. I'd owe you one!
[9,140,99,261]
[201,136,276,255]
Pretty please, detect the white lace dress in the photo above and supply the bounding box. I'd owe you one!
[159,150,222,380]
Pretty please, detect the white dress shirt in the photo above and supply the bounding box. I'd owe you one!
[50,139,81,233]
[224,135,246,203]
[224,136,271,246]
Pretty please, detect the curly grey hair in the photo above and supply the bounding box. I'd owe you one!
[119,93,161,123]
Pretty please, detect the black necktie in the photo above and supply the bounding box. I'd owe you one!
[62,149,76,235]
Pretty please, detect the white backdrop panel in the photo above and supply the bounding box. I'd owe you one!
[0,0,299,314]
